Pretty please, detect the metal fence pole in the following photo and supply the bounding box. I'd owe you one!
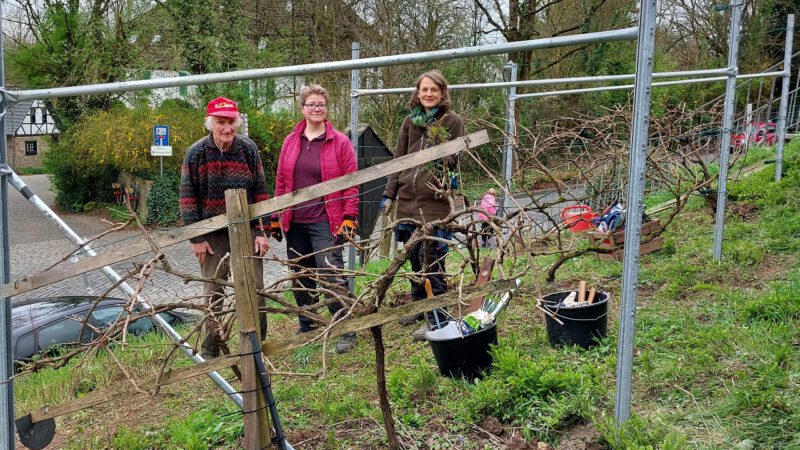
[501,62,517,218]
[713,1,743,261]
[0,0,15,446]
[766,76,777,121]
[348,43,360,291]
[614,0,657,425]
[776,14,795,182]
[789,63,800,131]
[745,103,753,145]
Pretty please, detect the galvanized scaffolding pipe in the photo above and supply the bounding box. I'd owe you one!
[512,71,782,99]
[3,28,638,105]
[775,15,795,182]
[789,64,800,131]
[355,68,730,96]
[349,43,361,290]
[713,0,743,261]
[615,0,657,425]
[0,0,13,445]
[502,62,518,218]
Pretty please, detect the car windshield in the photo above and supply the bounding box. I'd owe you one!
[11,302,82,329]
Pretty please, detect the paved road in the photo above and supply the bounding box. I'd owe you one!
[7,174,289,305]
[8,175,106,245]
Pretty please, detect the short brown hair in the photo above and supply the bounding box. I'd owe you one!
[407,70,451,112]
[299,84,329,106]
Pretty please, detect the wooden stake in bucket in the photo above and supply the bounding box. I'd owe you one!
[541,290,609,349]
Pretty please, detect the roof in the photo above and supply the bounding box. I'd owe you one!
[4,99,34,136]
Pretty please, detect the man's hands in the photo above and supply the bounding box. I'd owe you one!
[192,241,214,264]
[254,235,270,256]
[379,196,392,215]
[335,215,357,246]
[270,215,283,242]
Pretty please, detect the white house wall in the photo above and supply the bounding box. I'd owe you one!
[16,100,59,136]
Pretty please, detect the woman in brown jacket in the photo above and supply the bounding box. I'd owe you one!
[380,70,465,340]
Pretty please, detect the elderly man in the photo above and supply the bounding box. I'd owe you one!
[180,97,271,359]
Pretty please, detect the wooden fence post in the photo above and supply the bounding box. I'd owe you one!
[225,189,272,449]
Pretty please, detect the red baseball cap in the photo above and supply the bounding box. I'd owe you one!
[207,97,240,118]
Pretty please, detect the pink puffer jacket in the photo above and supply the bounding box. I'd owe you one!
[274,119,359,235]
[478,193,497,222]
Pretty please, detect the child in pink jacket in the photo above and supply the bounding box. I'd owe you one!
[478,188,497,247]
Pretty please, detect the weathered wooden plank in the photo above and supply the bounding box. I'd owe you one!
[467,257,495,313]
[28,278,514,423]
[226,190,271,448]
[2,130,489,298]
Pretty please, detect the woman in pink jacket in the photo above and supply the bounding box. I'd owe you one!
[272,84,359,354]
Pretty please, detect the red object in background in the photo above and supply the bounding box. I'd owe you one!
[561,205,597,232]
[732,122,777,148]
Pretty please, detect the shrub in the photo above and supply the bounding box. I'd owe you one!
[73,103,206,177]
[146,174,181,226]
[43,135,118,212]
[244,107,298,187]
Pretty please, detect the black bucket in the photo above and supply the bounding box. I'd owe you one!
[542,291,609,349]
[428,322,498,379]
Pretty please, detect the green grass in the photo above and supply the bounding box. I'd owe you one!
[12,140,800,449]
[15,166,48,175]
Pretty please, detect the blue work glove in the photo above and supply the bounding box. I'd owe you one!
[448,170,459,190]
[379,196,393,215]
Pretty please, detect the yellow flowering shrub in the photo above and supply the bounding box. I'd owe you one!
[73,102,206,176]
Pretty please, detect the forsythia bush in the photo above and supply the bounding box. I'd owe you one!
[75,102,206,176]
[47,100,299,214]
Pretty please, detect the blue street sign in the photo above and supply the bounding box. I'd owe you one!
[154,125,169,146]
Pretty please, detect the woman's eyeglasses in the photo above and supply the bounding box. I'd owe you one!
[303,103,327,110]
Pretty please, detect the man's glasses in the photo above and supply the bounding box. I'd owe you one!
[303,103,327,111]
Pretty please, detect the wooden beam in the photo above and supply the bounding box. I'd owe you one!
[27,278,515,423]
[2,130,489,298]
[226,190,271,448]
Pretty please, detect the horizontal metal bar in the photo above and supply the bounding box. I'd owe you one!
[737,70,785,80]
[513,70,787,100]
[4,27,638,104]
[514,76,726,99]
[356,68,731,96]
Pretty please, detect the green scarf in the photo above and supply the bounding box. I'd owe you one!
[410,106,440,128]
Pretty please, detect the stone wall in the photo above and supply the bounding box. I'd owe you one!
[8,135,50,170]
[118,173,155,224]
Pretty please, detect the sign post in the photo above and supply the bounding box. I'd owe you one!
[151,125,172,177]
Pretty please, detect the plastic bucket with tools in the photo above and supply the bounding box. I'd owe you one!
[428,321,497,379]
[541,290,609,349]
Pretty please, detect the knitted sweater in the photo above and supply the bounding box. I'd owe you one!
[180,134,270,242]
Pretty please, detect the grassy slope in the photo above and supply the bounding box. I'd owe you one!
[13,143,800,449]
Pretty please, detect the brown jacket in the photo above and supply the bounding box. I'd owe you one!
[383,110,465,222]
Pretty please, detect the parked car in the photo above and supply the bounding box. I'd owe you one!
[732,122,777,148]
[11,296,195,365]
